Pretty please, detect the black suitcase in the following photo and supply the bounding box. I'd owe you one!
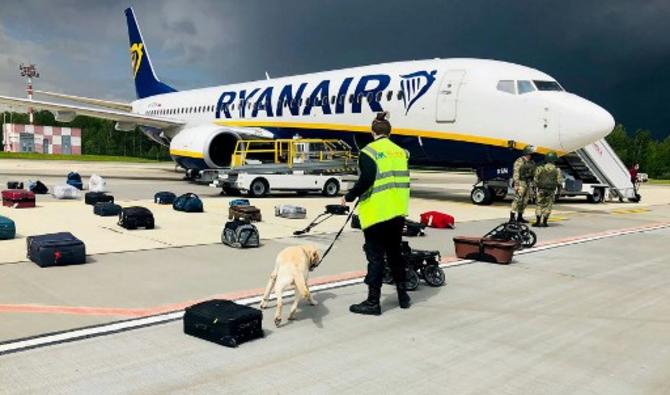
[26,232,86,267]
[118,206,154,230]
[7,181,24,189]
[154,191,176,205]
[85,192,114,205]
[93,202,122,216]
[184,299,264,348]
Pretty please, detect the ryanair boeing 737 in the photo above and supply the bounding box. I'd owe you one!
[0,8,614,181]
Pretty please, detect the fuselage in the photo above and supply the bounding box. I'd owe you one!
[131,58,614,171]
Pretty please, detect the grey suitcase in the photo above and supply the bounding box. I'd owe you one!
[274,204,307,219]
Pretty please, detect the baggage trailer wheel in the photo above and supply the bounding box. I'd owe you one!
[586,187,605,203]
[249,178,269,197]
[422,264,445,287]
[470,186,493,205]
[322,179,340,197]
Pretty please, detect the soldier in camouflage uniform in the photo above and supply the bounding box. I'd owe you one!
[510,146,536,223]
[533,151,562,227]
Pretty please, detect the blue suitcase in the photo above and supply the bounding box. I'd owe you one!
[0,216,16,240]
[26,232,86,267]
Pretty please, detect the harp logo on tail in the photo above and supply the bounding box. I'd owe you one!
[400,70,437,114]
[130,43,144,78]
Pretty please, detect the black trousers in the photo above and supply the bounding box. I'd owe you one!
[363,216,407,290]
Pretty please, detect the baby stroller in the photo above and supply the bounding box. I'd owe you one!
[382,241,445,290]
[484,222,537,250]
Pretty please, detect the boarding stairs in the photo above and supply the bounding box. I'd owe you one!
[559,139,637,201]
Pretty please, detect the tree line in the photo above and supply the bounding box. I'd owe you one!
[605,125,670,179]
[0,111,171,160]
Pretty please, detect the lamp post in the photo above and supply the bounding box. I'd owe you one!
[19,64,40,124]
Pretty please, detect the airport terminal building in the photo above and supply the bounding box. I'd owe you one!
[2,123,81,155]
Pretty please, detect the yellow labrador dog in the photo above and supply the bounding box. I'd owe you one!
[259,245,321,327]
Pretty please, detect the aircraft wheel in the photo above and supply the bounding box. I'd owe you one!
[471,186,493,205]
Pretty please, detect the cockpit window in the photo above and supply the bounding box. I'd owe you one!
[533,80,564,91]
[496,80,515,94]
[517,80,535,94]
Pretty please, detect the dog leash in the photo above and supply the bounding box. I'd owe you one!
[317,200,359,265]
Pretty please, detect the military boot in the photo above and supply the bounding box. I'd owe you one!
[532,215,542,227]
[397,285,411,309]
[509,212,516,223]
[350,287,381,316]
[542,215,549,227]
[517,212,529,223]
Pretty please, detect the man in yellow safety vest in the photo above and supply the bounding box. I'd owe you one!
[341,111,411,315]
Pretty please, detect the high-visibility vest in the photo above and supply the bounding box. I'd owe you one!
[357,137,410,229]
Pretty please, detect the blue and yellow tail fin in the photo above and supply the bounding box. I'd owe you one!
[124,7,177,99]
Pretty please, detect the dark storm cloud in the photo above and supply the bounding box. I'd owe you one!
[0,0,668,137]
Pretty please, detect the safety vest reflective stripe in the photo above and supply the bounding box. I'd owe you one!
[377,170,410,178]
[360,181,411,200]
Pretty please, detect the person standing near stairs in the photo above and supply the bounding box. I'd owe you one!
[533,151,562,227]
[510,146,536,223]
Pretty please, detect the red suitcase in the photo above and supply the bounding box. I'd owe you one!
[2,190,36,208]
[453,236,518,264]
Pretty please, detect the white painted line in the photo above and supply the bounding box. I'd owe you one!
[1,223,668,356]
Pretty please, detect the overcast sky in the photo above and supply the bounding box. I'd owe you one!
[0,0,668,137]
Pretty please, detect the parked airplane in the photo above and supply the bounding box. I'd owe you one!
[0,7,614,189]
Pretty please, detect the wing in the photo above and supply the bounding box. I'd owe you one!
[34,90,132,112]
[0,95,184,130]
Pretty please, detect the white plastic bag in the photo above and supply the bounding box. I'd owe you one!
[53,184,80,199]
[88,174,107,193]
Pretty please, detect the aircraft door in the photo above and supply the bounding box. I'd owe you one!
[435,70,466,122]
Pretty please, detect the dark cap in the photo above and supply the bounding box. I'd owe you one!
[371,111,391,135]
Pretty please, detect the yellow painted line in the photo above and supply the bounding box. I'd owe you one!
[611,208,651,215]
[547,216,568,222]
[213,120,565,155]
[169,149,204,159]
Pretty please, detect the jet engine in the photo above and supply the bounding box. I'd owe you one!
[169,124,273,169]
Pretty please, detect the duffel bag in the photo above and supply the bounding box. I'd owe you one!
[154,191,176,204]
[420,211,455,229]
[221,220,260,248]
[118,206,155,230]
[88,174,107,193]
[85,192,114,205]
[173,193,204,213]
[26,232,86,267]
[184,299,264,347]
[28,180,49,194]
[274,204,307,219]
[0,215,16,240]
[93,202,122,217]
[53,184,80,199]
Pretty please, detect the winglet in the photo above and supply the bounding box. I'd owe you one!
[124,7,177,99]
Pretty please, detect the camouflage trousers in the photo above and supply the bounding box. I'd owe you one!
[535,189,556,217]
[511,181,530,213]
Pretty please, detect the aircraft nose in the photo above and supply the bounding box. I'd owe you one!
[559,96,615,152]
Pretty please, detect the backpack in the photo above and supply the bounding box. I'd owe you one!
[535,165,559,190]
[66,172,83,190]
[173,193,204,212]
[518,160,536,181]
[221,220,260,248]
[420,211,455,229]
[154,191,176,204]
[88,174,107,193]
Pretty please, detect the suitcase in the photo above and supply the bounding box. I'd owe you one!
[183,299,264,347]
[118,206,155,230]
[229,198,250,207]
[53,184,80,199]
[154,191,176,204]
[453,236,518,264]
[93,202,122,216]
[85,192,114,205]
[26,232,86,267]
[0,216,16,240]
[274,204,307,219]
[228,205,262,222]
[2,190,36,208]
[420,211,455,228]
[28,180,49,194]
[221,220,260,248]
[7,181,24,189]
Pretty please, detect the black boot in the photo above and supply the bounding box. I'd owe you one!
[517,212,529,223]
[509,212,516,223]
[532,215,541,227]
[542,216,549,227]
[350,287,381,316]
[397,285,411,309]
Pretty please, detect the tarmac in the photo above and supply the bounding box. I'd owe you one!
[1,158,670,394]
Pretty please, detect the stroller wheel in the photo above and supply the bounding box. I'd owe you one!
[423,265,445,287]
[404,269,419,291]
[383,266,394,284]
[521,229,537,248]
